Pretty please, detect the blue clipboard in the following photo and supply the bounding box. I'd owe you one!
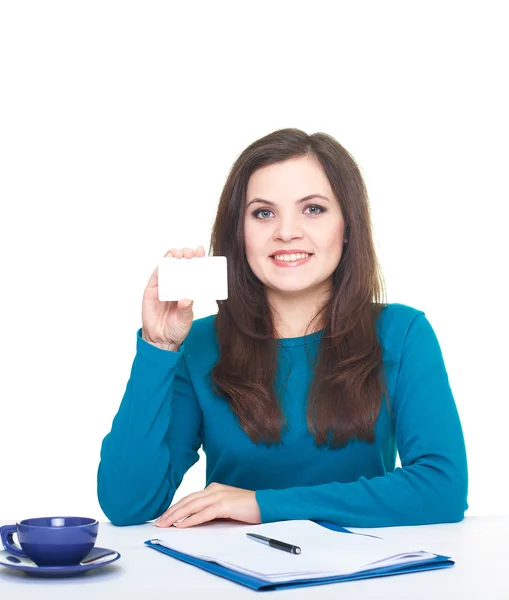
[144,520,454,591]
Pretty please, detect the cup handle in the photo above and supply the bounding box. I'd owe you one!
[0,525,27,558]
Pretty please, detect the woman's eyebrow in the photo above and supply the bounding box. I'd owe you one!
[246,194,331,208]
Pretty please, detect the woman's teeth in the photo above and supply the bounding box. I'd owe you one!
[273,253,310,262]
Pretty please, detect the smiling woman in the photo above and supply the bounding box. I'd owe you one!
[243,158,346,335]
[97,128,468,530]
[208,133,384,449]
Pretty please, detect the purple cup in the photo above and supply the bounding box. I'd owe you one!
[0,516,98,566]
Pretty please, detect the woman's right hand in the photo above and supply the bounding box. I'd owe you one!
[141,246,206,351]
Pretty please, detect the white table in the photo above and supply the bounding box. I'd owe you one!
[1,516,508,598]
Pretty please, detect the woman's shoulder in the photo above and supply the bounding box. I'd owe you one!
[378,302,425,331]
[377,303,426,360]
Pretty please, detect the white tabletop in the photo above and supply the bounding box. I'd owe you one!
[1,516,508,598]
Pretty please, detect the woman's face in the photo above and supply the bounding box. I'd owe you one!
[243,155,347,298]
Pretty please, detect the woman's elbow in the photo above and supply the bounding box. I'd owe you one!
[98,490,161,526]
[97,488,150,526]
[97,470,162,527]
[103,508,148,527]
[431,475,468,524]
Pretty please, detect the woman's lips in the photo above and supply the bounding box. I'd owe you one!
[269,254,313,267]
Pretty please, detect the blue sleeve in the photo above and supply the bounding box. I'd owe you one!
[255,314,469,527]
[97,329,203,526]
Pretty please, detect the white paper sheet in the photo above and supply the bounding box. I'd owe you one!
[150,520,438,583]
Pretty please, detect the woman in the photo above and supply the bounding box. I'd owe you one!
[97,128,468,528]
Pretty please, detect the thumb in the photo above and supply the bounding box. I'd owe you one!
[180,299,194,311]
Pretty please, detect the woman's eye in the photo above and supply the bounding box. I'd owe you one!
[305,204,326,215]
[252,205,326,219]
[253,209,274,219]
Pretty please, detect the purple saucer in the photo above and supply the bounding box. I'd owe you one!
[0,546,120,578]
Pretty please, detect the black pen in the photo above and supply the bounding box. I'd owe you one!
[246,533,301,554]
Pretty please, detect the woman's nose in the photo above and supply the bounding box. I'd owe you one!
[274,215,304,241]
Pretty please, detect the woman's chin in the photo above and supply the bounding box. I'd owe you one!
[266,281,316,295]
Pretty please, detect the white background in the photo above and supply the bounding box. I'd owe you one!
[0,1,507,522]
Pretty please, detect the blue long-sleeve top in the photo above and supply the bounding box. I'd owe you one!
[97,303,468,527]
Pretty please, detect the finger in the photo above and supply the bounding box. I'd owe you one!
[154,490,212,525]
[154,499,195,525]
[154,484,225,525]
[157,494,219,528]
[156,513,192,528]
[156,496,212,527]
[147,248,171,289]
[177,298,194,312]
[146,266,159,289]
[194,246,206,258]
[174,505,220,529]
[182,247,194,259]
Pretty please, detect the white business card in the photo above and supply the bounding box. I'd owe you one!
[157,256,228,301]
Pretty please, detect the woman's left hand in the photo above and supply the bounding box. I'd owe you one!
[154,483,262,528]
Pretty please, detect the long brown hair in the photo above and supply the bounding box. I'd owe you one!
[209,128,389,448]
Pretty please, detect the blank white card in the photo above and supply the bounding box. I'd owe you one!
[157,256,228,301]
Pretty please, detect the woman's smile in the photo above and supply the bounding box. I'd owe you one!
[270,253,313,267]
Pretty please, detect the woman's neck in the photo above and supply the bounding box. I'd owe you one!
[267,282,331,339]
